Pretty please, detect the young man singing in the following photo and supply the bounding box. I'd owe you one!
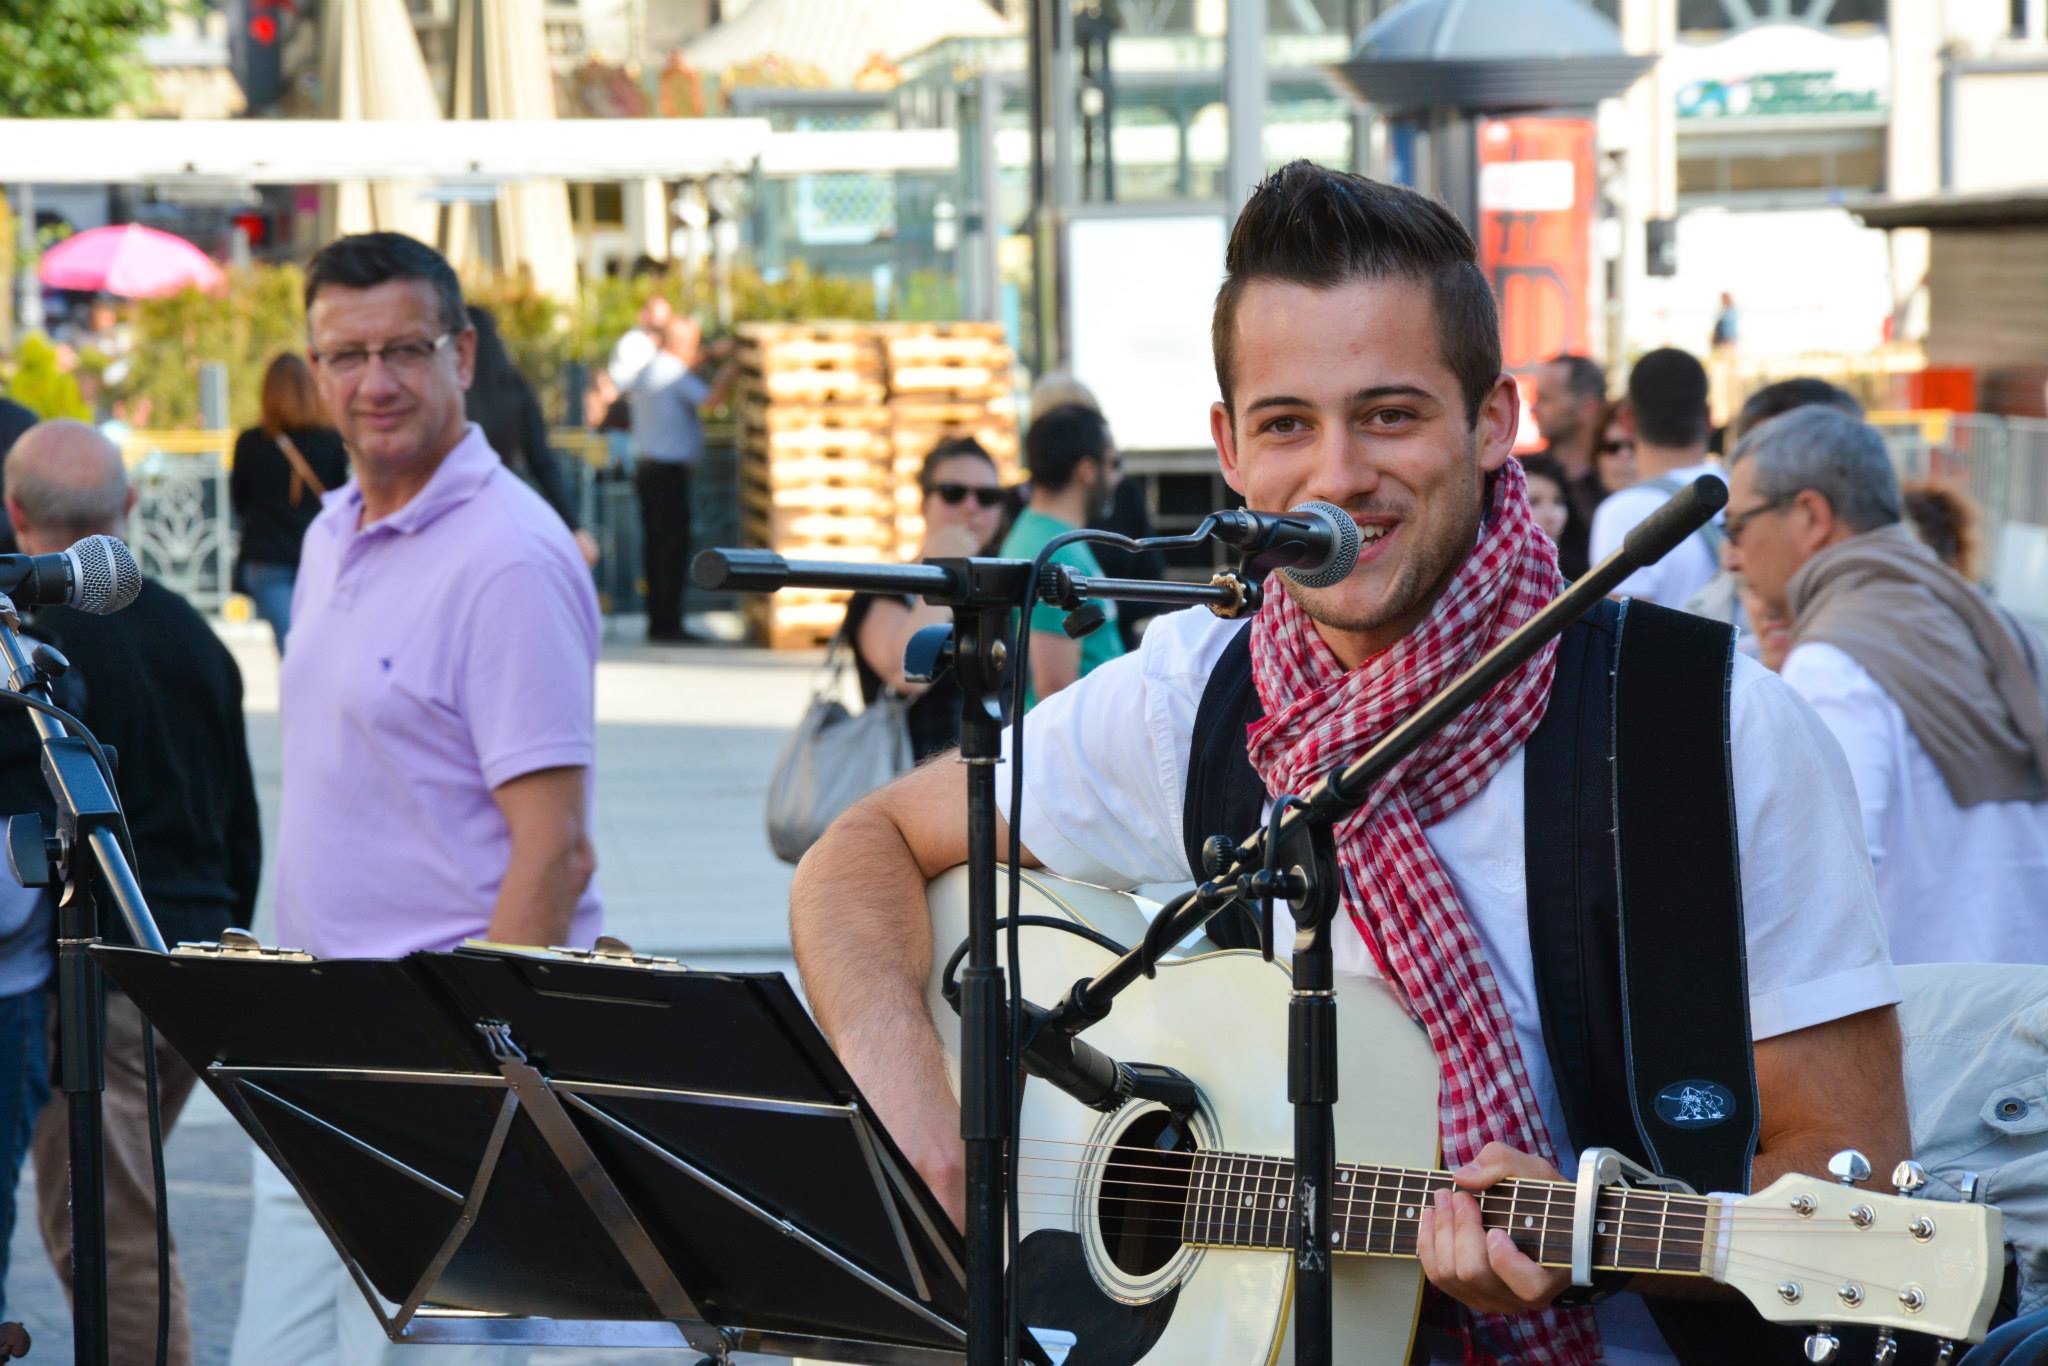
[791,163,1905,1364]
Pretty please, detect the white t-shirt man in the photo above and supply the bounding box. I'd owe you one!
[1588,463,1727,607]
[996,606,1898,1364]
[1783,640,2048,966]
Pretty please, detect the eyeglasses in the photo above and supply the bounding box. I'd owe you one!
[1723,493,1797,548]
[928,483,1004,508]
[310,332,454,377]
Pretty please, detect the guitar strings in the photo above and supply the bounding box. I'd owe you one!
[1011,1138,1925,1232]
[1010,1157,1939,1241]
[999,1201,1944,1300]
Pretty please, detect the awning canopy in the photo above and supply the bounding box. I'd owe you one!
[0,119,958,184]
[1851,190,2048,230]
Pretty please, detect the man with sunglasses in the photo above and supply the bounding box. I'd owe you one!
[997,403,1125,707]
[230,232,602,1366]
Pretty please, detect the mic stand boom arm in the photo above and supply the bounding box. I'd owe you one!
[0,594,167,1366]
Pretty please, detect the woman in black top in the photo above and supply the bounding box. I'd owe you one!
[465,305,600,567]
[845,438,1006,763]
[230,352,349,652]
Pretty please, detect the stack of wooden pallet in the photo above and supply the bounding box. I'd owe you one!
[878,322,1021,561]
[736,322,892,650]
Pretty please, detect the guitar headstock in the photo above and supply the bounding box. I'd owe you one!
[1715,1163,2003,1345]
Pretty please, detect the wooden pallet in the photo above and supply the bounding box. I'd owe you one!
[889,396,1017,425]
[873,320,1007,341]
[740,460,892,503]
[739,337,883,373]
[740,470,892,511]
[744,401,892,435]
[741,503,896,549]
[740,368,889,406]
[884,367,1010,401]
[743,591,850,651]
[883,334,1012,371]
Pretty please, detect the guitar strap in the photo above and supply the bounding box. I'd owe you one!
[1183,601,1766,1362]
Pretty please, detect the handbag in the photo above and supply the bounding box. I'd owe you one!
[765,631,914,864]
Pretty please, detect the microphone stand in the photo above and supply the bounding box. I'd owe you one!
[1035,477,1728,1364]
[0,594,166,1366]
[693,548,1251,1366]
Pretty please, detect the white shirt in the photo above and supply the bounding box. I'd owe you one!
[1588,463,1727,608]
[1783,641,2048,966]
[996,607,1899,1363]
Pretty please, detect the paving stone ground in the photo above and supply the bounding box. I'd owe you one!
[8,613,821,1365]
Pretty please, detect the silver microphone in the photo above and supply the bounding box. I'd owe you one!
[0,535,144,615]
[1207,501,1362,589]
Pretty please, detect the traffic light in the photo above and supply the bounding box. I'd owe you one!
[230,0,289,113]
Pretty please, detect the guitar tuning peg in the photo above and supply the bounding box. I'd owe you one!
[1827,1149,1872,1186]
[1891,1159,1928,1196]
[1872,1328,1897,1365]
[1803,1326,1839,1363]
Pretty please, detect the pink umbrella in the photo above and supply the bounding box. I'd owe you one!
[38,223,226,299]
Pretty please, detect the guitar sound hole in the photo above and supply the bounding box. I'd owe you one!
[1100,1109,1197,1278]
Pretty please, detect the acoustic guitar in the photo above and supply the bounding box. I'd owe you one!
[924,868,2003,1365]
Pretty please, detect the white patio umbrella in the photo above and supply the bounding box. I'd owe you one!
[318,0,442,244]
[444,0,580,302]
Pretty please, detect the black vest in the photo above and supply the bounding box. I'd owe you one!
[1179,600,1826,1362]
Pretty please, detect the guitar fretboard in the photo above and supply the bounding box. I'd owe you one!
[1168,1152,1713,1275]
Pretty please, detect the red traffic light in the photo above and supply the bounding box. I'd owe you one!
[249,14,277,44]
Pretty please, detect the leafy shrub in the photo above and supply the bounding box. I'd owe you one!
[2,333,91,421]
[115,264,306,431]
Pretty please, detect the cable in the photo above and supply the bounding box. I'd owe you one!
[141,1020,168,1366]
[998,524,1151,1366]
[0,686,140,873]
[938,915,1130,1009]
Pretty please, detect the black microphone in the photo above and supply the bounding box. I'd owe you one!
[0,536,143,615]
[1207,501,1362,589]
[1620,475,1729,570]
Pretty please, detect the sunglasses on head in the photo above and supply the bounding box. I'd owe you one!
[929,483,1004,508]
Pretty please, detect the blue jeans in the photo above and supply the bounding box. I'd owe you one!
[0,988,48,1321]
[240,561,297,653]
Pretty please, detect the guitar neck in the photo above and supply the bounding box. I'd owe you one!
[1181,1152,1718,1279]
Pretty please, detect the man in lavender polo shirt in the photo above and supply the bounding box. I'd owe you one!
[230,232,600,1366]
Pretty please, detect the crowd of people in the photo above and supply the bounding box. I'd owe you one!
[0,160,2038,1364]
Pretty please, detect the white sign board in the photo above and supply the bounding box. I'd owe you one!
[1064,212,1229,453]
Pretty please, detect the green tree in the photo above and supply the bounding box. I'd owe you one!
[116,264,306,430]
[0,0,171,118]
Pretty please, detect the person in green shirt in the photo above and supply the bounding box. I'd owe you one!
[1000,403,1126,708]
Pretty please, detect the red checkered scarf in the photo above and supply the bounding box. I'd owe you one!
[1244,458,1599,1365]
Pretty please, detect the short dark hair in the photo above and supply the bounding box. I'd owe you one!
[1625,347,1710,448]
[1546,353,1606,402]
[919,435,997,491]
[1517,453,1569,491]
[304,232,467,334]
[1213,160,1500,424]
[1733,377,1863,444]
[1025,404,1112,494]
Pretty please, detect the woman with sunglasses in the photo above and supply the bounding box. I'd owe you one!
[845,437,1008,762]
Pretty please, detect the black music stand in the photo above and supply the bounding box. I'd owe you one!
[94,938,969,1365]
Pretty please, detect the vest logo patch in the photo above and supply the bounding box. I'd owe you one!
[1653,1079,1736,1128]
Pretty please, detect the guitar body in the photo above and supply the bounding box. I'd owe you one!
[926,868,1440,1366]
